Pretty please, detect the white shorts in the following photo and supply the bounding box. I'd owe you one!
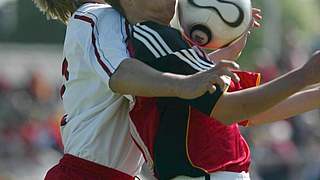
[171,171,250,180]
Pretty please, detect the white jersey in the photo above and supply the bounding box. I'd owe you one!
[60,3,143,176]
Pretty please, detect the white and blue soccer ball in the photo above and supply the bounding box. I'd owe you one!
[171,0,252,49]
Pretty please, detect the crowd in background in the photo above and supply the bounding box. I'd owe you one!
[246,28,320,180]
[0,71,63,179]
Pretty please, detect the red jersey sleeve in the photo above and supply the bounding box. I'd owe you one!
[227,71,261,126]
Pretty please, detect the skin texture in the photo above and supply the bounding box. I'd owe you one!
[211,51,320,124]
[120,0,176,25]
[110,58,240,99]
[111,0,320,125]
[110,0,242,99]
[248,87,320,126]
[209,8,262,62]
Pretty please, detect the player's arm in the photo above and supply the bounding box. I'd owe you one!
[76,11,232,100]
[110,22,240,100]
[110,58,185,98]
[208,33,248,62]
[211,51,320,125]
[247,87,320,126]
[110,57,239,99]
[112,59,229,115]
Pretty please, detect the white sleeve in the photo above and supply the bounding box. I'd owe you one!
[94,12,134,102]
[137,163,158,180]
[95,12,129,76]
[73,9,132,100]
[86,10,129,81]
[74,9,129,81]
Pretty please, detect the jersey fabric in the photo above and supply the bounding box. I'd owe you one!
[59,3,143,176]
[45,154,134,180]
[127,21,261,179]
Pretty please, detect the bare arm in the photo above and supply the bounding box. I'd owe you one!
[109,58,240,99]
[211,51,320,124]
[248,87,320,126]
[110,58,184,98]
[208,34,248,62]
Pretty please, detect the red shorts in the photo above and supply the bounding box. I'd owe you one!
[45,154,134,180]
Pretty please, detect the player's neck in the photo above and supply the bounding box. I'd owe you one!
[148,13,171,26]
[124,10,170,25]
[79,0,105,4]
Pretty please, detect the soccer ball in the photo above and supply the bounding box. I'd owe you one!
[171,0,252,49]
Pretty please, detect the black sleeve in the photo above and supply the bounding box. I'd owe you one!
[131,23,223,116]
[187,87,223,115]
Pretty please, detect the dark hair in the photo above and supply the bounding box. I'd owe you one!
[106,0,125,15]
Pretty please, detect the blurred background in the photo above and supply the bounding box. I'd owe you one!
[0,0,319,179]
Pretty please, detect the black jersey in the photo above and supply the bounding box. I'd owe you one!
[128,21,258,180]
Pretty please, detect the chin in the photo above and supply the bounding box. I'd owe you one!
[166,11,175,23]
[163,15,174,25]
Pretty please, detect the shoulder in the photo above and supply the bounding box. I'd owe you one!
[70,3,124,30]
[75,3,120,19]
[68,3,127,39]
[133,21,181,40]
[132,21,190,53]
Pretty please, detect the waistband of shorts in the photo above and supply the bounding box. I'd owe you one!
[60,154,134,179]
[172,171,250,180]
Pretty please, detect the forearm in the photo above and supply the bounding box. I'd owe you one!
[208,34,248,62]
[212,68,309,124]
[110,58,183,97]
[248,87,320,126]
[208,47,240,62]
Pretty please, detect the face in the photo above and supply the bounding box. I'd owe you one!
[132,0,176,24]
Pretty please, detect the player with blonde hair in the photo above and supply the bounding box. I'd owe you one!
[33,0,320,179]
[33,0,80,23]
[32,0,244,179]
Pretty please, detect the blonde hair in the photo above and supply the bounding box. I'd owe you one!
[32,0,78,24]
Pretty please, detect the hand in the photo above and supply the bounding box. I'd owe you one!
[251,8,262,29]
[177,60,240,99]
[300,50,320,85]
[227,8,262,53]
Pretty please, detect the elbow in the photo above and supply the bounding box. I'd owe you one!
[109,58,131,93]
[211,105,250,125]
[109,73,121,93]
[215,114,252,126]
[210,94,248,125]
[219,120,233,126]
[223,119,236,125]
[211,111,239,125]
[215,117,238,126]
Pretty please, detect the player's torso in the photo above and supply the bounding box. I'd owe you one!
[59,3,143,176]
[128,21,251,179]
[130,21,214,74]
